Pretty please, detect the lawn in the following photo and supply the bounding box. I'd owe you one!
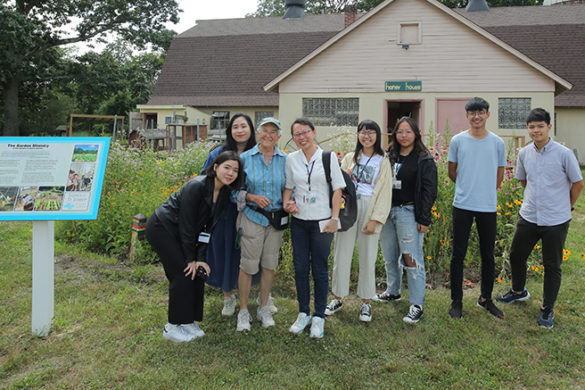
[1,189,585,388]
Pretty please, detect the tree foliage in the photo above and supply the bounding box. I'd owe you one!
[0,0,179,135]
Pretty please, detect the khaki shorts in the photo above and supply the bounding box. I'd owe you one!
[237,211,285,274]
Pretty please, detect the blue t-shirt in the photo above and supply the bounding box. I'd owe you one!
[448,130,506,212]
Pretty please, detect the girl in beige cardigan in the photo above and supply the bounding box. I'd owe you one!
[325,120,392,322]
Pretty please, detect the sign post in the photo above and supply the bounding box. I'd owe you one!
[0,137,110,337]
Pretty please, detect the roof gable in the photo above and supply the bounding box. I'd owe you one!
[264,0,572,93]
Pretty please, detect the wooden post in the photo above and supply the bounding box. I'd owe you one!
[129,213,147,258]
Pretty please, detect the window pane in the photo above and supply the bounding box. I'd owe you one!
[498,98,531,129]
[301,98,359,126]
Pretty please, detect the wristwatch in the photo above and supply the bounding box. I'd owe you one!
[332,217,340,222]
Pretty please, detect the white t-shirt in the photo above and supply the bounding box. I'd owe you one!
[285,147,346,221]
[351,153,383,197]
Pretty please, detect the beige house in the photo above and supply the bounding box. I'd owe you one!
[140,0,585,162]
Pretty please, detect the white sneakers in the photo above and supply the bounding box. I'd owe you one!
[257,306,275,328]
[162,323,204,343]
[289,312,312,334]
[236,309,252,332]
[222,294,237,317]
[256,293,278,314]
[310,316,325,339]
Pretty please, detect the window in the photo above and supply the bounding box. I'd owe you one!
[399,22,421,45]
[164,116,173,124]
[302,98,359,126]
[498,98,531,129]
[210,111,230,130]
[255,111,274,127]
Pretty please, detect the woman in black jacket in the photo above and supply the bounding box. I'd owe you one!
[146,151,243,342]
[374,117,438,324]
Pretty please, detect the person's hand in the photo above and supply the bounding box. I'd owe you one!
[417,224,429,233]
[345,168,352,175]
[250,194,270,209]
[184,261,210,280]
[362,220,377,234]
[323,219,339,233]
[284,199,299,214]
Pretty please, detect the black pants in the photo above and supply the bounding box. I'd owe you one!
[146,214,204,324]
[510,216,570,309]
[450,207,497,302]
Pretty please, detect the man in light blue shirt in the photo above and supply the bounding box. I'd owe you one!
[447,97,507,319]
[496,108,583,329]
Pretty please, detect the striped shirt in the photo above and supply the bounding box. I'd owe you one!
[235,145,287,227]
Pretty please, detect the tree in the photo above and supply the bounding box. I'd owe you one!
[0,1,179,136]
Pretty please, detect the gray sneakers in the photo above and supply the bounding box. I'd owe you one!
[222,293,237,317]
[257,305,275,328]
[236,309,252,332]
[163,323,196,343]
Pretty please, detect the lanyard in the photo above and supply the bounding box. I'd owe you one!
[305,160,316,192]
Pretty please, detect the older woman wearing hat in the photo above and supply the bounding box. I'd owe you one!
[233,117,288,331]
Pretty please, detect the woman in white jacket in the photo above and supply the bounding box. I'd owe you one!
[326,120,393,322]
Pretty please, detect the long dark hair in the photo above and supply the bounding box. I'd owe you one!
[205,150,244,189]
[353,120,385,165]
[224,113,256,152]
[387,117,430,164]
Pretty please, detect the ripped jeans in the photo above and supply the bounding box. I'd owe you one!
[379,205,426,306]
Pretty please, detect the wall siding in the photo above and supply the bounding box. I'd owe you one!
[279,0,554,93]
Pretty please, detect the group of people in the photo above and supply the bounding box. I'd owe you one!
[146,97,583,343]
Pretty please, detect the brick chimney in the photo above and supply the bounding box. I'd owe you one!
[344,5,358,27]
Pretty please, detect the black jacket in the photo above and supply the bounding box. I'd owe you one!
[153,175,229,264]
[414,153,438,227]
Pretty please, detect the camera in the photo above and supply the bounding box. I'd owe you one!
[195,265,208,281]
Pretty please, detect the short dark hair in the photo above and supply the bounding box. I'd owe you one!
[526,108,551,125]
[465,97,490,112]
[205,150,244,189]
[290,118,315,135]
[224,113,256,152]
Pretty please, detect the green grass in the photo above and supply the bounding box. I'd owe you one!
[2,193,585,388]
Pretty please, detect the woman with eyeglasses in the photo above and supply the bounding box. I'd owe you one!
[374,117,438,324]
[283,118,346,339]
[200,113,262,318]
[325,120,392,322]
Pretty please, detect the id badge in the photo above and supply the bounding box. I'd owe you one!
[393,180,402,190]
[281,215,289,225]
[304,193,317,204]
[198,232,210,244]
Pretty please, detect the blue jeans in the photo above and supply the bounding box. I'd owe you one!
[290,217,333,318]
[380,205,426,306]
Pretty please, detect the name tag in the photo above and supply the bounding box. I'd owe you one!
[198,232,210,244]
[393,180,402,190]
[281,216,289,225]
[304,193,317,204]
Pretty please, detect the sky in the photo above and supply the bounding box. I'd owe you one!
[172,0,259,34]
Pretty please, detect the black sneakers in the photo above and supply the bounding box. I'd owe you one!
[403,305,423,324]
[537,307,554,329]
[449,301,462,319]
[477,297,504,319]
[496,288,530,304]
[372,291,401,303]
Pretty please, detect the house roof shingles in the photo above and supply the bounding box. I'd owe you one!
[150,4,585,108]
[456,5,585,107]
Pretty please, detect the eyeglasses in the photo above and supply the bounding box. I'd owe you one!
[292,130,313,139]
[395,130,414,135]
[358,130,376,137]
[467,110,487,117]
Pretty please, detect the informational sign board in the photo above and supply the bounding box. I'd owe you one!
[0,137,110,221]
[0,137,109,337]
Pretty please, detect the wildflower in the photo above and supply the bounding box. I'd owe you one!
[497,205,501,211]
[563,249,571,256]
[534,244,540,250]
[426,256,432,260]
[505,212,510,216]
[562,256,568,261]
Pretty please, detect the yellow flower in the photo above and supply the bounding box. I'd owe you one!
[563,249,571,256]
[562,256,568,261]
[426,256,432,260]
[506,202,513,208]
[432,205,437,211]
[496,212,501,216]
[504,212,510,216]
[534,244,541,250]
[497,205,501,211]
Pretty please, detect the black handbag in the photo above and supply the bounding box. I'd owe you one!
[248,205,289,230]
